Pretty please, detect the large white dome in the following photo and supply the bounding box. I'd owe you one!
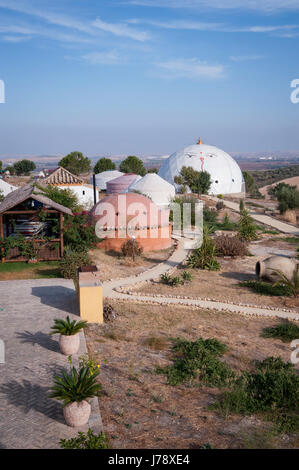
[158,143,245,195]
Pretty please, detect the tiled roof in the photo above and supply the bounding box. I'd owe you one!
[0,184,73,215]
[43,167,83,185]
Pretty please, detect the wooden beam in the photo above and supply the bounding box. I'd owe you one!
[3,210,59,214]
[60,212,64,257]
[0,215,4,263]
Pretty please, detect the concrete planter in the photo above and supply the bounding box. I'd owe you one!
[59,333,80,355]
[256,255,297,283]
[63,400,91,427]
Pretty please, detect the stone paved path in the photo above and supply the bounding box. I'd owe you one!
[209,196,299,235]
[0,279,102,449]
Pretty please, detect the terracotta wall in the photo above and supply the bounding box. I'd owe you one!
[97,226,172,252]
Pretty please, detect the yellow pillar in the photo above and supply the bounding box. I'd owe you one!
[78,272,103,324]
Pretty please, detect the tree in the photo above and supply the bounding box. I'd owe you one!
[0,160,2,171]
[242,171,255,194]
[94,158,116,174]
[174,166,212,195]
[4,166,15,175]
[269,182,299,214]
[13,159,36,176]
[35,184,80,212]
[119,156,146,176]
[59,151,91,175]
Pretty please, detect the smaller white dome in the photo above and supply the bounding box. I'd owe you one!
[91,170,124,190]
[127,173,175,207]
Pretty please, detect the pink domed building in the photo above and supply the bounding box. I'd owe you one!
[90,193,172,252]
[106,173,141,194]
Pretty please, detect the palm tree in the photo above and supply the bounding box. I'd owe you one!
[272,264,299,298]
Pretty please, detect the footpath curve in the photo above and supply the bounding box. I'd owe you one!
[102,237,299,322]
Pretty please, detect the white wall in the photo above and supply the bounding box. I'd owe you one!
[0,179,17,197]
[57,185,99,209]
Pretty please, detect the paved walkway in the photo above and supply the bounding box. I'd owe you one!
[209,197,299,235]
[0,279,102,449]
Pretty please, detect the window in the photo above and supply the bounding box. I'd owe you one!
[82,190,85,195]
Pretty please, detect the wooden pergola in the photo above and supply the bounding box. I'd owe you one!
[0,184,73,263]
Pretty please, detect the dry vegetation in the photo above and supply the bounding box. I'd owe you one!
[85,301,299,449]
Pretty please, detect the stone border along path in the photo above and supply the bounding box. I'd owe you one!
[0,279,103,449]
[103,235,299,322]
[208,196,299,235]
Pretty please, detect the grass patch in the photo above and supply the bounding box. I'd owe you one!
[156,337,234,387]
[239,280,292,297]
[0,261,61,278]
[212,357,299,418]
[269,237,299,244]
[261,321,299,343]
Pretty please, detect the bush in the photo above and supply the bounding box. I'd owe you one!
[217,213,238,231]
[60,248,91,280]
[49,365,101,406]
[156,337,234,387]
[160,271,192,286]
[203,207,218,226]
[188,226,220,271]
[215,235,248,257]
[238,210,258,241]
[63,212,99,252]
[60,429,110,449]
[216,201,225,211]
[50,316,87,336]
[261,321,299,343]
[121,238,143,259]
[214,357,299,416]
[239,280,292,297]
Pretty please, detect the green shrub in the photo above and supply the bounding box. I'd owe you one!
[213,357,299,416]
[272,264,299,298]
[215,235,248,257]
[239,280,292,297]
[156,337,234,387]
[59,247,91,280]
[160,273,172,284]
[238,210,258,241]
[60,429,110,449]
[50,365,101,406]
[188,226,220,271]
[50,316,87,336]
[203,207,218,226]
[217,213,237,231]
[182,271,193,282]
[261,321,299,343]
[216,201,224,211]
[63,212,99,252]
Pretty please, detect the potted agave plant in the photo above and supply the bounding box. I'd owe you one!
[50,365,101,427]
[50,316,87,355]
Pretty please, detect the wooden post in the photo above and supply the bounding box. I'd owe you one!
[60,212,64,258]
[0,215,4,263]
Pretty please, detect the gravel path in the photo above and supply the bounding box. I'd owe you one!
[209,197,299,235]
[103,237,299,321]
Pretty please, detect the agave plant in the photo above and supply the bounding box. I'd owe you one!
[49,366,101,406]
[50,316,87,336]
[272,264,299,298]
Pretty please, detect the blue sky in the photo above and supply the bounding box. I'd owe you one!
[0,0,299,157]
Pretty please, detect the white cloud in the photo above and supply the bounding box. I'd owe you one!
[81,50,126,65]
[155,58,225,79]
[131,18,299,35]
[1,34,32,42]
[93,18,150,42]
[127,0,299,11]
[230,54,264,61]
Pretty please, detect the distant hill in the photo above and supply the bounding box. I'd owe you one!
[249,165,299,188]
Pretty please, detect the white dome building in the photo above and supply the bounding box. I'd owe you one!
[158,139,245,196]
[91,170,124,191]
[126,173,175,207]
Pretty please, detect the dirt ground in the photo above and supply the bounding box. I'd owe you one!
[88,244,175,282]
[133,237,299,312]
[85,301,299,449]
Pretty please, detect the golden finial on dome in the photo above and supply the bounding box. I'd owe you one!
[197,137,203,145]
